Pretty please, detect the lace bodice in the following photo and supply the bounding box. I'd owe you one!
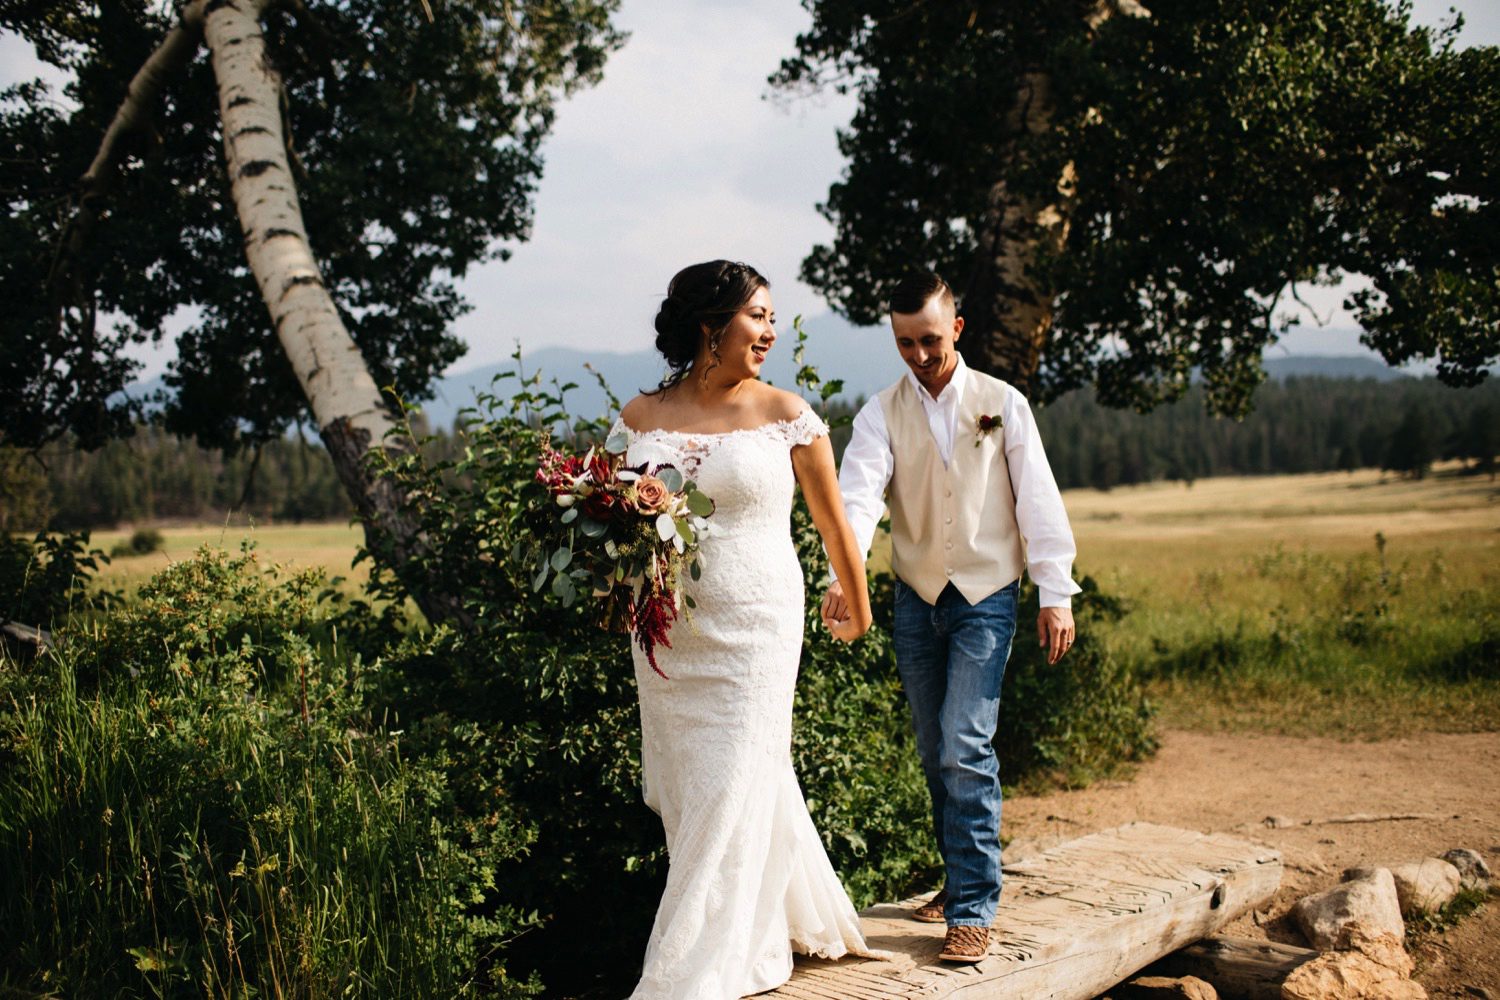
[612,408,828,543]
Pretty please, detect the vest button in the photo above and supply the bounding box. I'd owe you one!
[944,489,952,498]
[944,567,954,576]
[945,542,953,550]
[945,516,953,524]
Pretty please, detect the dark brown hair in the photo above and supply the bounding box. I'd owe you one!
[647,260,769,394]
[887,271,955,316]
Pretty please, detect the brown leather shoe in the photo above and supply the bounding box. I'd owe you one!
[938,924,990,963]
[911,887,948,923]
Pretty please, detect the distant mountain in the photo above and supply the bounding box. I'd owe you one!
[116,314,1422,433]
[419,313,901,429]
[1261,355,1409,382]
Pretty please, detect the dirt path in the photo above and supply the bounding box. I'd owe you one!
[1002,729,1500,997]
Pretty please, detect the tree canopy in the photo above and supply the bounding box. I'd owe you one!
[774,0,1498,414]
[1,0,622,451]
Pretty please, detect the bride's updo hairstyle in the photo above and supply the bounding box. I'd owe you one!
[648,259,768,394]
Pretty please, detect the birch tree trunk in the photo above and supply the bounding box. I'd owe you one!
[958,0,1150,397]
[204,0,455,624]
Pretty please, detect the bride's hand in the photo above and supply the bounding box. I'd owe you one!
[824,609,870,643]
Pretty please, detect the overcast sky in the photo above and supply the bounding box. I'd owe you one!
[4,0,1495,378]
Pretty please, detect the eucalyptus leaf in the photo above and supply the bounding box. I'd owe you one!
[686,490,714,517]
[655,512,676,542]
[606,429,631,454]
[551,547,572,571]
[532,564,549,593]
[560,507,579,524]
[657,465,684,493]
[580,517,608,539]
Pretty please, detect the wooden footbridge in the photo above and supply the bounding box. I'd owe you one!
[771,823,1284,1000]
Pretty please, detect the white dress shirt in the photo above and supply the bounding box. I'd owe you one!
[836,356,1082,609]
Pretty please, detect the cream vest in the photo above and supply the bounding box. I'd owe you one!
[878,372,1024,605]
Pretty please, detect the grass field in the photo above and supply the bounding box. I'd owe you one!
[92,520,368,593]
[89,464,1498,738]
[1065,463,1498,737]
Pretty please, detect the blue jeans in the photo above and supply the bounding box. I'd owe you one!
[893,578,1019,927]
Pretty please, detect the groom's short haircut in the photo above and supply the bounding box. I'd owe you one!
[888,272,955,317]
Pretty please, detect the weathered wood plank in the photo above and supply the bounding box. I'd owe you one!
[768,823,1282,1000]
[1139,936,1317,1000]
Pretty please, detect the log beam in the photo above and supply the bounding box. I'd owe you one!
[769,823,1283,1000]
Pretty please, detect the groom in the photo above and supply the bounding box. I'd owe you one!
[822,271,1080,963]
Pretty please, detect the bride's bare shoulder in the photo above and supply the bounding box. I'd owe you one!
[754,384,810,423]
[619,394,657,428]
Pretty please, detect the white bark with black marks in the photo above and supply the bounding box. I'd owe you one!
[203,0,456,625]
[204,0,393,448]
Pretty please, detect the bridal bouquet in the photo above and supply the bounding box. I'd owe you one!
[529,427,715,677]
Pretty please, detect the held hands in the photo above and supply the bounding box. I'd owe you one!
[820,579,870,643]
[1038,606,1076,665]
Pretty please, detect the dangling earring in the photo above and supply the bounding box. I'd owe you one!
[699,329,724,387]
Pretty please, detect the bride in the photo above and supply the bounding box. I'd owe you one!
[613,260,878,997]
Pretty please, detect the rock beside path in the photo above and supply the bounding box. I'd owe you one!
[1344,859,1462,916]
[1439,849,1492,892]
[1281,928,1427,1000]
[1293,868,1405,951]
[1113,975,1218,999]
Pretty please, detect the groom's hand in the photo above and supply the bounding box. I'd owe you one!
[1038,607,1076,665]
[821,580,849,628]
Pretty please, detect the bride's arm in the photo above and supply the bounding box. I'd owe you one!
[792,435,873,642]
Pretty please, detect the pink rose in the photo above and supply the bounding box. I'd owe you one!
[634,474,670,513]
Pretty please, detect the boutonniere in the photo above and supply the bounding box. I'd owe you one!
[974,413,1002,447]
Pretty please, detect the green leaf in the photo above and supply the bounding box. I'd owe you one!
[580,517,607,539]
[606,428,631,454]
[552,570,576,606]
[532,564,549,593]
[686,490,715,517]
[690,559,702,581]
[560,507,579,524]
[675,518,694,545]
[657,466,684,493]
[551,547,572,571]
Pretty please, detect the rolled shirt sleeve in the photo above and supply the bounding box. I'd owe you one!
[1001,385,1082,608]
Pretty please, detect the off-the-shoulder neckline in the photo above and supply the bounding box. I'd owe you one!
[614,410,824,440]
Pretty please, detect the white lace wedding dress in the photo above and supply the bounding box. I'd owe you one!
[614,407,875,999]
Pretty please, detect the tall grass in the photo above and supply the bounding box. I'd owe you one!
[1105,532,1500,736]
[0,547,537,998]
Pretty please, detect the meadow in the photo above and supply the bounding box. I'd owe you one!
[90,463,1500,741]
[92,520,368,592]
[1065,463,1498,737]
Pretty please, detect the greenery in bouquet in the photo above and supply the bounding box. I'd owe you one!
[528,426,715,676]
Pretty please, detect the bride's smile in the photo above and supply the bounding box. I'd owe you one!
[711,285,777,379]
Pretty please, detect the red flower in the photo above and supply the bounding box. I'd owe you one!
[536,445,583,494]
[633,582,679,679]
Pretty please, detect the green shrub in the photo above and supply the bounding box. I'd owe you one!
[0,547,538,998]
[0,529,114,628]
[110,527,165,558]
[999,576,1157,790]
